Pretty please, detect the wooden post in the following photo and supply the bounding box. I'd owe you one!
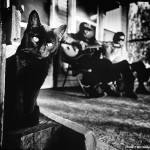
[96,5,104,41]
[0,1,6,146]
[67,0,76,33]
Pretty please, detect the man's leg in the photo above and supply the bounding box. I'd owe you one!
[113,60,137,99]
[130,61,150,94]
[92,58,120,97]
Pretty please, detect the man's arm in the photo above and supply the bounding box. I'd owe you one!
[62,33,86,50]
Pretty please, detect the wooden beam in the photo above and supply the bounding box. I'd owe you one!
[96,6,104,41]
[0,1,6,147]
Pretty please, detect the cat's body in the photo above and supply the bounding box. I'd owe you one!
[4,24,66,132]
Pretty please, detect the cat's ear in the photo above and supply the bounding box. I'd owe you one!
[41,25,67,57]
[53,24,67,42]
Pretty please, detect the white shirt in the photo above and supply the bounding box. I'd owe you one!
[106,43,129,63]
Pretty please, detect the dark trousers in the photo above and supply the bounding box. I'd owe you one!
[130,61,149,86]
[81,58,120,86]
[82,59,135,93]
[113,60,135,91]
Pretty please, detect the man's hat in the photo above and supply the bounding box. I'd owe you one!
[79,22,94,31]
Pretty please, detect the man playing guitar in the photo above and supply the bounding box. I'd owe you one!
[61,22,137,99]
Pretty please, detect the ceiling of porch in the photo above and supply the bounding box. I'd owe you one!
[79,0,150,13]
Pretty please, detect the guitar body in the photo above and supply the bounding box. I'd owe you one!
[61,43,102,60]
[61,43,79,57]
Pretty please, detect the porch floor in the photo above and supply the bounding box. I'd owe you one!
[38,86,150,150]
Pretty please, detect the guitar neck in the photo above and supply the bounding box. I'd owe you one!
[85,45,102,50]
[62,42,102,48]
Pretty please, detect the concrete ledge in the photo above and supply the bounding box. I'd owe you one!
[40,108,97,150]
[4,112,97,150]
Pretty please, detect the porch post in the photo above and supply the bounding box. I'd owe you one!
[96,5,104,41]
[67,0,76,33]
[49,0,57,28]
[121,5,128,42]
[0,0,6,146]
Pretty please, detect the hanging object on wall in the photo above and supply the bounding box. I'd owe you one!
[10,5,21,43]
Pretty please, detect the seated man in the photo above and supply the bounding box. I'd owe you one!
[61,22,137,99]
[107,32,150,95]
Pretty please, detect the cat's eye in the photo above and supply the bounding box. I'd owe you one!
[33,37,39,42]
[47,43,53,47]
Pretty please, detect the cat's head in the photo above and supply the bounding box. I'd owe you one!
[40,24,67,57]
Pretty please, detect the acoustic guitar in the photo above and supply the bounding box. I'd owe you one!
[61,43,103,58]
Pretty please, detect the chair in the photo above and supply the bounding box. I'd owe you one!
[61,62,92,97]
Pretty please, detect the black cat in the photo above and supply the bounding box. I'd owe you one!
[4,24,67,131]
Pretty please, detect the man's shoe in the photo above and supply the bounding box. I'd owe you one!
[101,83,120,97]
[136,86,150,95]
[123,91,137,99]
[83,85,106,98]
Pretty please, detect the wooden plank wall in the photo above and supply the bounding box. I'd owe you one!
[121,5,128,42]
[53,0,80,88]
[0,2,5,145]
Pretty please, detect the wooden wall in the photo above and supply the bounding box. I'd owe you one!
[121,5,128,43]
[0,2,5,146]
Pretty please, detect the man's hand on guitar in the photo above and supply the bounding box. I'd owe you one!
[79,41,86,50]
